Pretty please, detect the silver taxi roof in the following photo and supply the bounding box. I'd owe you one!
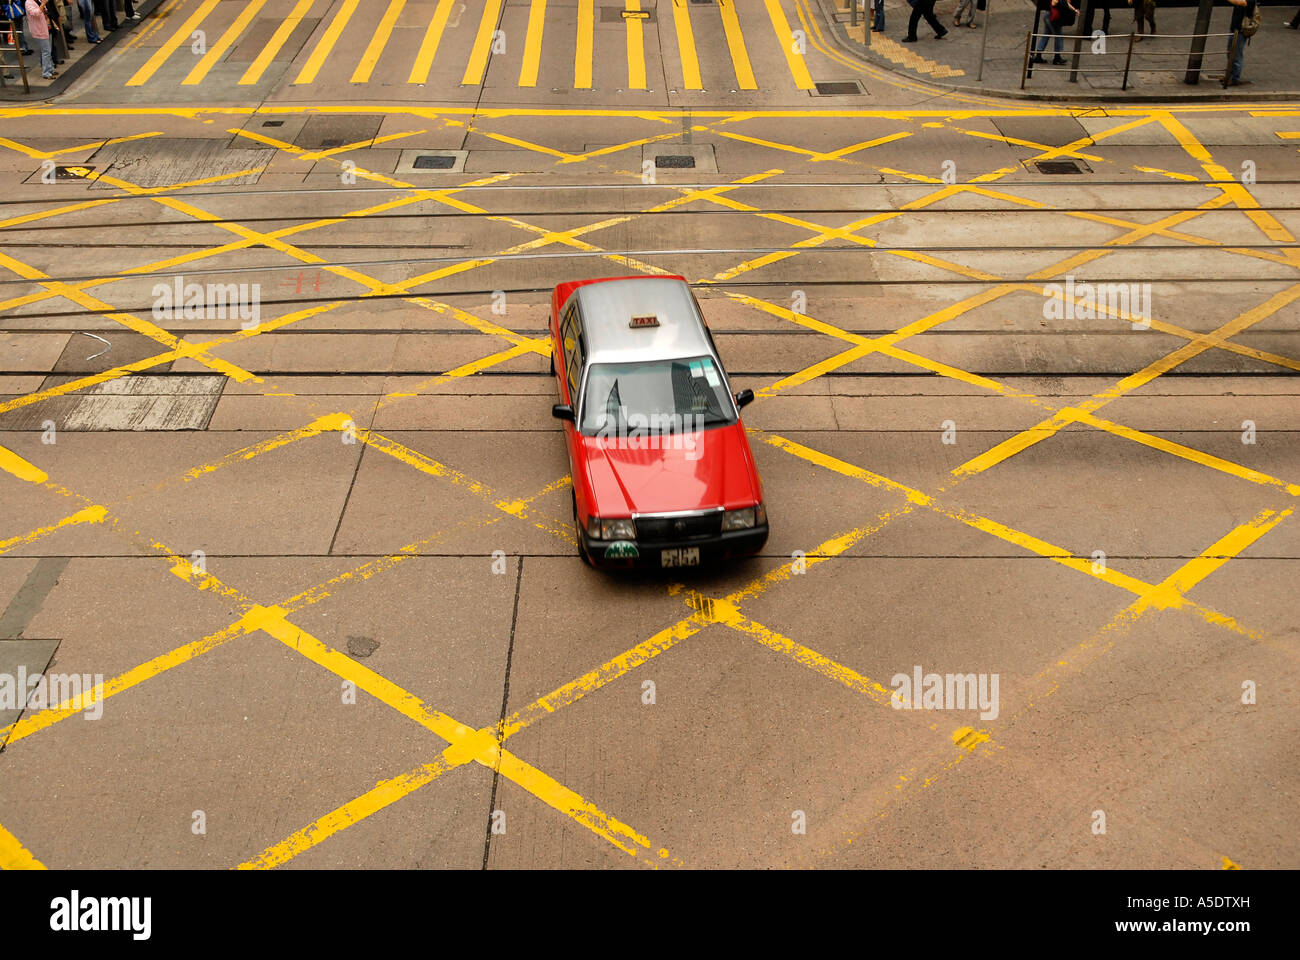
[570,278,714,365]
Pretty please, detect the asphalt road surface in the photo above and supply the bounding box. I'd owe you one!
[0,0,1296,871]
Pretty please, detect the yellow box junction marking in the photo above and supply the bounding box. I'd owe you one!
[0,105,1296,869]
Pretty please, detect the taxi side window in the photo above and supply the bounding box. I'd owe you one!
[561,304,583,405]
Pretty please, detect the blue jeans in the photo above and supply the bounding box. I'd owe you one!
[1227,31,1246,83]
[1035,11,1064,54]
[873,0,885,30]
[77,0,100,41]
[35,34,52,76]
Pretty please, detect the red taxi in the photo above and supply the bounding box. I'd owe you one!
[549,275,768,568]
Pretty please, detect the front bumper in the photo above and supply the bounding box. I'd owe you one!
[581,523,769,569]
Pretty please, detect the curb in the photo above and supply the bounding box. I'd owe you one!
[812,0,1300,103]
[0,0,165,102]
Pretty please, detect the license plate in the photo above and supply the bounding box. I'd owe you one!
[660,547,700,568]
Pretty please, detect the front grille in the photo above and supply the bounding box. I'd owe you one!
[637,512,721,543]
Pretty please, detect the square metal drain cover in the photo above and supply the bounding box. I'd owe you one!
[1035,159,1087,175]
[413,154,457,169]
[815,81,862,96]
[261,120,285,128]
[655,155,696,169]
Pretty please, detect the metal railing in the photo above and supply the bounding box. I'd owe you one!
[1021,30,1236,91]
[0,18,29,94]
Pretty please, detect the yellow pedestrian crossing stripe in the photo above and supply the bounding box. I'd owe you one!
[124,0,817,93]
[294,0,359,85]
[239,0,314,86]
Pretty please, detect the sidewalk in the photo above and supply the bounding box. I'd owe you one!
[0,0,161,100]
[818,0,1300,100]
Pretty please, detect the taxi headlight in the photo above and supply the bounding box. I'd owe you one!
[722,507,756,531]
[598,518,637,540]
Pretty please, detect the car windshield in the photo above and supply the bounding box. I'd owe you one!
[580,356,736,435]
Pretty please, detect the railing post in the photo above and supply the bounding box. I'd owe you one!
[1224,30,1238,89]
[1184,0,1215,84]
[1021,30,1033,88]
[851,0,859,28]
[977,0,992,81]
[1068,0,1091,84]
[1121,32,1134,90]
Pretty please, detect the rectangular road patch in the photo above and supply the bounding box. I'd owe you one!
[88,140,273,190]
[227,17,322,62]
[0,376,224,431]
[0,638,59,739]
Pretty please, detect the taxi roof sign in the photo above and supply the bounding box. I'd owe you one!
[629,315,660,328]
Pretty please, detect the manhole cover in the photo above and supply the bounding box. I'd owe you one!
[413,154,457,169]
[1035,159,1087,175]
[815,81,862,96]
[261,120,284,128]
[655,155,695,169]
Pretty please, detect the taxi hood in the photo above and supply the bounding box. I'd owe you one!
[577,422,759,516]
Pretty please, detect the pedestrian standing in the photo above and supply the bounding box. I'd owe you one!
[901,0,948,41]
[1225,0,1258,85]
[76,0,99,42]
[1030,0,1077,64]
[872,0,886,32]
[1129,0,1156,42]
[93,0,115,31]
[45,0,70,56]
[23,0,54,78]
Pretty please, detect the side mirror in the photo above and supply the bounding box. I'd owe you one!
[734,389,755,409]
[552,403,575,421]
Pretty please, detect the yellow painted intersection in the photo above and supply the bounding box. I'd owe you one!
[0,105,1297,869]
[123,0,817,92]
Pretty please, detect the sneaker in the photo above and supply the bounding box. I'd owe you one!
[129,13,141,19]
[967,22,978,28]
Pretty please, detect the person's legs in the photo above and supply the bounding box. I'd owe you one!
[873,0,885,31]
[36,34,53,76]
[95,0,116,30]
[903,3,922,39]
[78,0,100,42]
[1032,10,1049,58]
[1227,32,1245,83]
[123,0,137,19]
[921,0,947,35]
